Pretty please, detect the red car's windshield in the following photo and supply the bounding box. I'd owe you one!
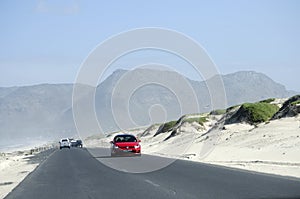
[114,135,137,142]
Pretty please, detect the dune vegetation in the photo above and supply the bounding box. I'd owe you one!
[239,102,279,124]
[184,116,208,126]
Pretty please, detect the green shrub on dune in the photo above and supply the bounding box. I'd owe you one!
[291,100,300,106]
[240,102,279,124]
[226,102,279,125]
[160,120,177,133]
[184,117,207,126]
[259,98,276,103]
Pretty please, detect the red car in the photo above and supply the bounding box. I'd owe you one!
[110,134,141,156]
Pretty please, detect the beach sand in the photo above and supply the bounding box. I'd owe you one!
[0,145,55,198]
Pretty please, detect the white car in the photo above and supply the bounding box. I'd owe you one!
[59,138,71,149]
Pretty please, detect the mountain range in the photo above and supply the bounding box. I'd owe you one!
[0,70,297,146]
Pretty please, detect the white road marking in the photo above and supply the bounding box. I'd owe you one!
[145,179,160,187]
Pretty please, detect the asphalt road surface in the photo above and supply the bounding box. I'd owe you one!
[5,147,300,199]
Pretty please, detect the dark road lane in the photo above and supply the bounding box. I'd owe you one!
[5,148,300,199]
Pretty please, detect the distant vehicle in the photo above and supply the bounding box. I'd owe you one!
[59,138,71,149]
[70,139,83,148]
[110,134,141,157]
[75,140,83,148]
[70,139,77,147]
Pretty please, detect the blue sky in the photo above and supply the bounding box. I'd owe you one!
[0,0,299,90]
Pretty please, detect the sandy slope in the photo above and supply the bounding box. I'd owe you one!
[200,116,300,178]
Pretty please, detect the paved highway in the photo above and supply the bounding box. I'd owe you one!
[5,148,300,199]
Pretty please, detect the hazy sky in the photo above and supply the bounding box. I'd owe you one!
[0,0,299,91]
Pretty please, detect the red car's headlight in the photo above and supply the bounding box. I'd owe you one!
[134,145,140,149]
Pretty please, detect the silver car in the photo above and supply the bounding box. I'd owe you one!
[59,138,71,149]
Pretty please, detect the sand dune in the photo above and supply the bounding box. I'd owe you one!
[85,106,300,178]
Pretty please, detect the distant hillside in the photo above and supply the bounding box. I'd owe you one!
[222,71,295,106]
[0,84,74,145]
[0,87,18,98]
[0,70,297,145]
